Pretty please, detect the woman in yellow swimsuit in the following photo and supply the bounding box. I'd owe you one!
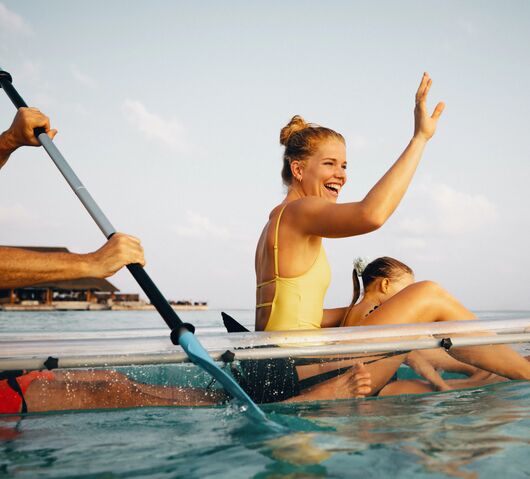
[255,73,530,398]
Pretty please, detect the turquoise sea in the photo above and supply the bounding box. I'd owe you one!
[1,310,530,479]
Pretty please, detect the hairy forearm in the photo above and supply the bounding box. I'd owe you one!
[0,247,92,288]
[361,136,427,225]
[0,130,18,170]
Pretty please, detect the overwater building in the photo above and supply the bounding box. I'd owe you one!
[0,246,205,310]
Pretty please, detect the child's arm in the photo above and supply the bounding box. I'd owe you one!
[406,351,451,391]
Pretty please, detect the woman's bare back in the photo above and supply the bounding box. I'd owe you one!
[255,203,323,331]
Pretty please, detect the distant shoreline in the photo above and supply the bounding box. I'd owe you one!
[0,303,208,312]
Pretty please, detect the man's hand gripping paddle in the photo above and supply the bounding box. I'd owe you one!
[0,67,273,426]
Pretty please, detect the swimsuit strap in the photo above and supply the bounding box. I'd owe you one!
[256,278,275,288]
[273,204,288,277]
[256,301,273,308]
[256,204,288,289]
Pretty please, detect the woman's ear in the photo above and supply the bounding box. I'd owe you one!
[290,160,303,182]
[380,278,390,294]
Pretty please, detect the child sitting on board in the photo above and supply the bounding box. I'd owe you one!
[343,257,506,396]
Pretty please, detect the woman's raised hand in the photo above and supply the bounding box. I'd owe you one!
[413,73,445,141]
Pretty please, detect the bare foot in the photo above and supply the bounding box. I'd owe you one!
[283,362,373,402]
[349,363,372,398]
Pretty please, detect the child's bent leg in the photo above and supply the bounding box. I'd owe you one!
[361,282,530,380]
[378,380,435,396]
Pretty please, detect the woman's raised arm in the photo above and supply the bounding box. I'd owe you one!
[291,73,445,238]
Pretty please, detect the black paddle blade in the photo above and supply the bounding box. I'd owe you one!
[222,312,250,333]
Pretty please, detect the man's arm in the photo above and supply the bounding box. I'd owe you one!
[0,133,12,169]
[0,107,57,170]
[0,233,145,289]
[1,109,145,289]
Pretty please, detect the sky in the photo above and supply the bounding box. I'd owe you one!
[0,1,529,310]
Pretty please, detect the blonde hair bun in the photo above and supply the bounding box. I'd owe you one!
[279,115,309,146]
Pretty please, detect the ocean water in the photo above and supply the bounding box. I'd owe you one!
[1,310,530,478]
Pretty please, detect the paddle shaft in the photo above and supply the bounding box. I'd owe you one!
[0,69,187,336]
[0,68,272,423]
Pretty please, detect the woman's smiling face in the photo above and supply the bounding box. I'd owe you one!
[295,138,347,202]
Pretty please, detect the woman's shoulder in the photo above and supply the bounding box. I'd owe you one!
[269,197,328,219]
[267,201,293,223]
[268,203,286,220]
[266,199,331,242]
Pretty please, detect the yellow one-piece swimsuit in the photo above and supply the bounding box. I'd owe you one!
[256,205,331,331]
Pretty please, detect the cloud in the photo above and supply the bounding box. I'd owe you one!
[397,181,498,236]
[398,218,430,236]
[71,65,97,88]
[0,3,32,35]
[123,99,189,152]
[430,183,497,234]
[173,210,231,239]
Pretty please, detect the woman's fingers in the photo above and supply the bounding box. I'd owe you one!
[423,78,432,100]
[415,74,434,110]
[431,101,445,120]
[413,73,444,140]
[415,73,429,104]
